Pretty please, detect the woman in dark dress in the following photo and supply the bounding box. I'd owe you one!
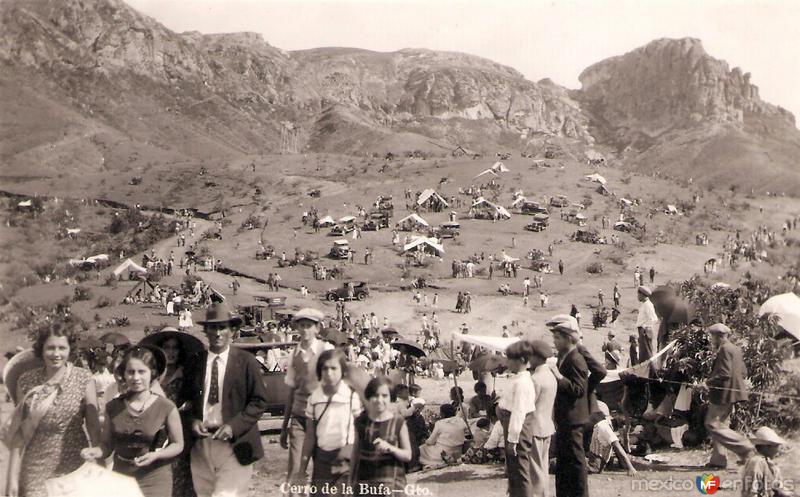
[350,377,412,496]
[82,345,183,497]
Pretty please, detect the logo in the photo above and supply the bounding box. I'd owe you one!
[696,474,721,494]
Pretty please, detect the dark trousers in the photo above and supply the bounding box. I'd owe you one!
[555,424,588,497]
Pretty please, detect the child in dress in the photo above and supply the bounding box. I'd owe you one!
[350,377,412,496]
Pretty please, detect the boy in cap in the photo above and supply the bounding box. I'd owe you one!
[548,319,590,497]
[280,308,334,488]
[704,323,754,469]
[741,427,792,497]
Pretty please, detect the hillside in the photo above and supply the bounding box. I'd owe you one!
[0,1,799,193]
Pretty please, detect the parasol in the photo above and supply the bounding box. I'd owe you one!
[381,327,400,338]
[45,462,144,497]
[759,293,800,341]
[390,339,426,358]
[469,354,508,373]
[138,330,205,357]
[100,332,131,347]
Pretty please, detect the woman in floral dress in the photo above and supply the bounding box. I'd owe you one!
[5,326,101,497]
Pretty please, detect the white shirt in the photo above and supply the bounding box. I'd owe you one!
[498,371,536,443]
[636,299,659,329]
[202,347,230,428]
[483,420,504,450]
[305,382,363,451]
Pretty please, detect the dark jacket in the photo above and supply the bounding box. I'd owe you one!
[577,344,607,414]
[708,340,749,405]
[554,347,590,427]
[184,347,269,465]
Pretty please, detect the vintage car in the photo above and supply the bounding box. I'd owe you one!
[329,224,355,236]
[573,228,602,244]
[524,213,550,232]
[329,240,351,259]
[427,221,461,239]
[363,212,390,231]
[520,201,549,215]
[232,341,297,421]
[549,195,570,208]
[325,281,369,301]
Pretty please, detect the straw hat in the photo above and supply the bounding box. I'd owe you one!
[3,349,43,404]
[749,427,787,446]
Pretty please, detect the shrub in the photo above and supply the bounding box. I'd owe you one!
[96,295,112,308]
[586,262,604,274]
[74,286,93,302]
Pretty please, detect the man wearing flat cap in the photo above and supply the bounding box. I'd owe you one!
[704,323,753,469]
[280,308,334,487]
[183,302,268,497]
[548,319,590,497]
[636,286,658,362]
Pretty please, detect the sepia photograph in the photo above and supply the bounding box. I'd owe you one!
[1,1,800,496]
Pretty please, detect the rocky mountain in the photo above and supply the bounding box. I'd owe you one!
[1,0,799,192]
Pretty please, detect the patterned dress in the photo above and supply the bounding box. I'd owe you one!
[353,412,407,496]
[18,366,93,497]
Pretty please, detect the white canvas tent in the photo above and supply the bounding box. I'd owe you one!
[113,258,147,277]
[396,213,430,230]
[317,215,335,227]
[417,189,449,208]
[501,253,520,263]
[510,195,527,208]
[491,161,510,173]
[403,237,444,256]
[666,205,679,214]
[585,173,607,185]
[452,333,520,353]
[471,197,511,219]
[619,198,634,207]
[759,293,800,341]
[473,169,499,180]
[17,200,32,208]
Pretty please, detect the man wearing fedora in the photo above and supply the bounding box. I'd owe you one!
[704,323,754,469]
[280,308,334,487]
[183,303,268,497]
[548,318,590,497]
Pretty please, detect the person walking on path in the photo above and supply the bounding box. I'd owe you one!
[597,289,604,308]
[613,284,620,308]
[703,324,754,469]
[649,266,656,284]
[558,260,564,276]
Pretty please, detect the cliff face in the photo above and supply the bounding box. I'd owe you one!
[577,38,795,135]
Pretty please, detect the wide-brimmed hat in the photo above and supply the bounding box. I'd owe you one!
[749,427,787,446]
[114,344,167,381]
[197,303,242,327]
[3,349,43,404]
[139,329,205,358]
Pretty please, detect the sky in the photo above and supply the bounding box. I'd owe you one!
[126,0,800,119]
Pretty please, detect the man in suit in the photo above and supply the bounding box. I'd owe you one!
[529,339,557,497]
[185,303,269,497]
[548,319,589,497]
[704,323,754,468]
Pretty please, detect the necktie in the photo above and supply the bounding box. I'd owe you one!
[208,356,220,405]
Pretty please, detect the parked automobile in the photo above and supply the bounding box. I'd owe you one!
[325,281,369,301]
[549,195,570,208]
[329,224,355,236]
[520,201,549,215]
[232,341,296,419]
[524,213,550,232]
[329,240,351,259]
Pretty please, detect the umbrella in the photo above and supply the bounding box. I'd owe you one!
[650,286,677,319]
[77,336,104,350]
[138,330,205,357]
[3,349,43,404]
[390,339,426,358]
[100,332,131,347]
[666,300,696,325]
[469,354,507,373]
[381,327,400,337]
[759,293,800,341]
[45,461,144,497]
